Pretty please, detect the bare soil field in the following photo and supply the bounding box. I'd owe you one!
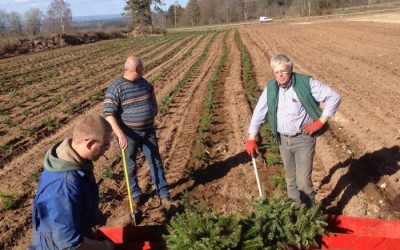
[0,12,399,249]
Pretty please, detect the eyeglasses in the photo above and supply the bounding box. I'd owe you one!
[273,70,290,76]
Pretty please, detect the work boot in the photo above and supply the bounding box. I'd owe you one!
[161,196,178,208]
[132,195,142,209]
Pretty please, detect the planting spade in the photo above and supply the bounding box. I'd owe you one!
[252,156,264,198]
[121,148,137,226]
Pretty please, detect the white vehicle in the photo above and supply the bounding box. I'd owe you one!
[259,16,273,23]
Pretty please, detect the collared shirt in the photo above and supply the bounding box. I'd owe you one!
[248,77,341,136]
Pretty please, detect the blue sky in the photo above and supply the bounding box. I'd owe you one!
[0,0,188,17]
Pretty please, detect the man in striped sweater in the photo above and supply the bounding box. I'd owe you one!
[104,56,175,209]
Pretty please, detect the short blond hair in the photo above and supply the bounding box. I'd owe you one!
[73,113,112,144]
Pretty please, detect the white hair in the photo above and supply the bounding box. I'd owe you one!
[270,54,293,71]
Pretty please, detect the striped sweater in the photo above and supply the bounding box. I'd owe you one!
[103,77,156,129]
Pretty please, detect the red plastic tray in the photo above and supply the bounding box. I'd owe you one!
[322,215,400,249]
[95,225,166,250]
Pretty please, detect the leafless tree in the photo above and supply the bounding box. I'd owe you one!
[166,4,184,27]
[0,9,7,37]
[198,0,217,25]
[24,8,43,36]
[184,0,200,26]
[45,0,72,34]
[7,11,23,36]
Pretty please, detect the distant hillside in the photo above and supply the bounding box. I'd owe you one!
[72,14,126,22]
[72,14,130,31]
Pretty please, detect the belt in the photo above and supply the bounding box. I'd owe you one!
[280,133,301,137]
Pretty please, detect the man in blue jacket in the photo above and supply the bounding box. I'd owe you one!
[30,113,114,249]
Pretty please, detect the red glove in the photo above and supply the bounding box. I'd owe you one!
[245,140,259,156]
[303,120,324,135]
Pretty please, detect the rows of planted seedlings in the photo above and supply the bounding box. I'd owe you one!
[0,31,206,249]
[158,32,218,113]
[0,32,201,164]
[141,34,194,62]
[0,32,189,97]
[0,32,189,82]
[0,36,167,113]
[164,31,327,250]
[150,34,208,86]
[0,38,138,87]
[0,32,196,118]
[59,34,200,116]
[144,35,197,72]
[0,32,194,104]
[193,31,228,160]
[234,29,285,190]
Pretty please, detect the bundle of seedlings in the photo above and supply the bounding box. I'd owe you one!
[239,196,327,249]
[163,199,242,250]
[164,195,327,250]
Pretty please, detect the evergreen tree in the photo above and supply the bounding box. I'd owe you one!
[164,200,242,250]
[124,0,162,33]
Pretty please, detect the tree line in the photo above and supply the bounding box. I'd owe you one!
[0,0,71,38]
[0,0,393,38]
[153,0,392,28]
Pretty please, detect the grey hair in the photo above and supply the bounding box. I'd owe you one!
[124,57,142,71]
[270,54,293,71]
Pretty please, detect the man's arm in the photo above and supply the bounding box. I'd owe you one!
[103,84,127,149]
[151,90,158,116]
[245,88,269,156]
[310,77,341,120]
[105,116,127,149]
[248,88,269,140]
[303,78,341,135]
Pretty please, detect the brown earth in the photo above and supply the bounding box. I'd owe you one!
[0,12,399,249]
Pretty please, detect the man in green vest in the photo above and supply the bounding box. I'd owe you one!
[245,54,341,208]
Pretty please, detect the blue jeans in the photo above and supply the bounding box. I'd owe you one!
[279,133,316,208]
[123,126,169,199]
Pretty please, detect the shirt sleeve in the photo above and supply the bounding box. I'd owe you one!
[103,82,120,117]
[248,88,269,136]
[309,77,341,117]
[47,177,84,249]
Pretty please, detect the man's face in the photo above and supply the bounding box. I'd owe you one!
[272,63,291,87]
[90,133,112,161]
[136,64,144,76]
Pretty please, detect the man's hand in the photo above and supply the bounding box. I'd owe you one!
[303,120,324,135]
[105,116,128,149]
[115,131,127,149]
[245,140,259,157]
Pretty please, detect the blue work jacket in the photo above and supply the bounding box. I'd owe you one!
[30,141,102,249]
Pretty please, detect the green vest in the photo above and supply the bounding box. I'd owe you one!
[266,73,322,142]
